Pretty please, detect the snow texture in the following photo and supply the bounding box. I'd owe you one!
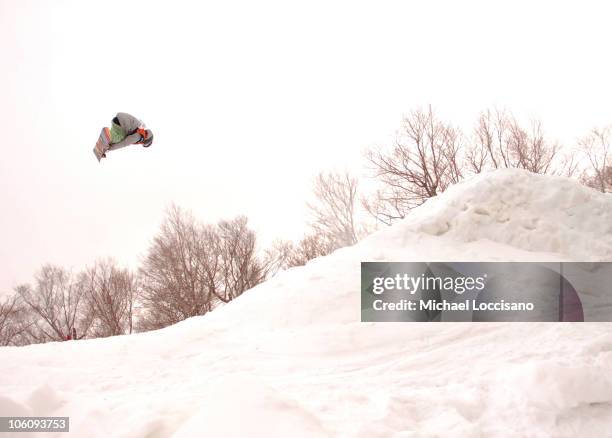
[2,169,612,437]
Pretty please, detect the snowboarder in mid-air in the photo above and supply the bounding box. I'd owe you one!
[93,112,154,161]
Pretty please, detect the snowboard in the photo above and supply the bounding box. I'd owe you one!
[93,127,111,162]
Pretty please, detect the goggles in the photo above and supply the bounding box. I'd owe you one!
[137,127,148,140]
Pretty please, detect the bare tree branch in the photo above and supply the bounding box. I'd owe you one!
[579,125,612,192]
[15,265,92,342]
[364,106,464,223]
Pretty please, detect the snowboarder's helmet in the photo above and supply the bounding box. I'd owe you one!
[143,129,154,148]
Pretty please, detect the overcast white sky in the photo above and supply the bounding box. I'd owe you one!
[1,0,611,294]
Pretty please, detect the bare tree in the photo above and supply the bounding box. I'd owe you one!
[307,171,361,247]
[277,171,372,269]
[259,239,295,276]
[579,125,612,192]
[138,206,268,331]
[509,118,559,174]
[81,259,138,337]
[0,294,32,346]
[467,108,560,175]
[0,294,19,345]
[467,108,512,171]
[139,205,217,331]
[556,147,581,179]
[215,216,265,303]
[15,265,93,342]
[365,106,464,224]
[284,232,337,268]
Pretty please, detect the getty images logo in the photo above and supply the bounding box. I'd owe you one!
[371,272,487,295]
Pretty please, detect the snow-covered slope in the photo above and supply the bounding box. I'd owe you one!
[2,169,612,437]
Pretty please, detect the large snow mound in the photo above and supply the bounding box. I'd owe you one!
[394,169,612,259]
[2,169,612,438]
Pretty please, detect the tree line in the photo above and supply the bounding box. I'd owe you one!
[2,105,611,346]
